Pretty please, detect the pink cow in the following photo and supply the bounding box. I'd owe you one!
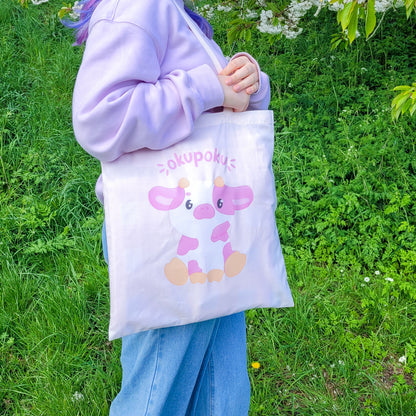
[148,177,253,285]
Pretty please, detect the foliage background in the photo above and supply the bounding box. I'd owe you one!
[0,0,415,414]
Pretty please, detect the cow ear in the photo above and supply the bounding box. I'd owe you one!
[232,186,254,210]
[214,177,224,187]
[178,178,190,188]
[149,186,185,211]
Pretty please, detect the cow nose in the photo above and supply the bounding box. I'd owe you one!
[194,203,215,220]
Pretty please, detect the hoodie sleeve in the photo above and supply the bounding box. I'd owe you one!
[72,19,224,162]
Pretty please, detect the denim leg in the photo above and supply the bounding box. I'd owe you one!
[110,319,221,416]
[189,312,250,416]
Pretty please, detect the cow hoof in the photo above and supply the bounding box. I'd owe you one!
[190,272,207,284]
[164,258,188,286]
[207,269,224,282]
[224,252,246,277]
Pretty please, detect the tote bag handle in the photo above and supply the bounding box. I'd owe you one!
[173,1,223,73]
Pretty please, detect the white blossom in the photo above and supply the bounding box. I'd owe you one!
[375,0,394,12]
[198,5,215,20]
[258,10,283,34]
[217,5,232,12]
[71,391,84,402]
[283,26,303,39]
[69,1,82,19]
[245,9,258,19]
[265,9,274,18]
[204,0,407,41]
[328,1,345,11]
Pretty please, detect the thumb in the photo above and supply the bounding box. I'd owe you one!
[219,60,237,76]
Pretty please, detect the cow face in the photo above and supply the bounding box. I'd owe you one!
[148,177,253,238]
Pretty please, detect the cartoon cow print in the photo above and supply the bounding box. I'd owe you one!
[148,177,253,285]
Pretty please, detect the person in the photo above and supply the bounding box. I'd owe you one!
[66,0,271,414]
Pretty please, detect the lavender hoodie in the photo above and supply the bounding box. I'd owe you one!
[72,0,271,202]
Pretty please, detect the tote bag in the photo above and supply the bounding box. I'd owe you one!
[101,4,293,340]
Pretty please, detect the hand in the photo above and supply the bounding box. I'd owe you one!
[218,75,250,112]
[219,56,259,95]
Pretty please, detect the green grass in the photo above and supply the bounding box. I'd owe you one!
[1,1,415,415]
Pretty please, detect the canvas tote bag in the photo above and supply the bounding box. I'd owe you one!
[101,3,294,340]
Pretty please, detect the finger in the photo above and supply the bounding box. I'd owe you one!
[219,61,240,77]
[232,73,258,93]
[230,63,254,81]
[220,57,248,75]
[226,65,257,88]
[219,56,251,76]
[246,82,259,95]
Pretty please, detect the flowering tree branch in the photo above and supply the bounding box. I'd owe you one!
[196,0,415,119]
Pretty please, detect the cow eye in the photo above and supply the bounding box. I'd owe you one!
[217,199,223,209]
[185,200,193,210]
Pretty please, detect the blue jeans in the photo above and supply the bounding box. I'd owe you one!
[102,226,250,416]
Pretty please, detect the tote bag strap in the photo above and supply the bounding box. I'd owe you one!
[172,1,223,73]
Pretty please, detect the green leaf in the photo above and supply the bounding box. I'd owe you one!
[365,0,376,37]
[405,0,415,18]
[393,85,413,91]
[331,39,343,50]
[391,88,415,119]
[338,1,355,30]
[347,3,359,44]
[392,105,402,120]
[245,29,252,42]
[227,25,241,44]
[391,91,411,108]
[401,99,412,114]
[268,2,279,13]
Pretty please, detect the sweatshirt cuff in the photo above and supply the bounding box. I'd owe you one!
[188,64,224,112]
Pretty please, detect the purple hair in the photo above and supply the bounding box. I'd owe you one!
[184,5,213,39]
[62,1,213,46]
